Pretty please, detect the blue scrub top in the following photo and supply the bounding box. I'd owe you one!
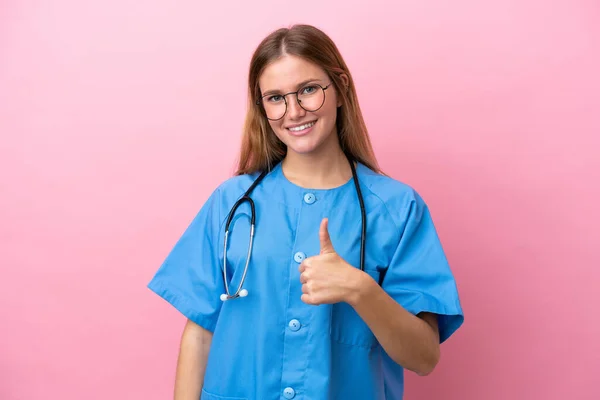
[148,162,464,400]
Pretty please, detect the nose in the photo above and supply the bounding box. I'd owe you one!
[286,95,306,120]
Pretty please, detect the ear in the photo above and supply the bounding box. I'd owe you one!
[339,73,350,89]
[336,73,350,107]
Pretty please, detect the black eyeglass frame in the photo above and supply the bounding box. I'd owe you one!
[255,83,332,121]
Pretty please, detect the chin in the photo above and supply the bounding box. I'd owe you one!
[284,131,330,154]
[277,125,335,156]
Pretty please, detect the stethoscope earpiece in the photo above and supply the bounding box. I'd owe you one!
[220,289,249,302]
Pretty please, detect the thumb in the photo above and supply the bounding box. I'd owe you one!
[319,218,335,254]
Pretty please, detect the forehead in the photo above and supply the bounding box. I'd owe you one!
[259,55,328,91]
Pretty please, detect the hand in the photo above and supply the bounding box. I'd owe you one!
[299,218,361,305]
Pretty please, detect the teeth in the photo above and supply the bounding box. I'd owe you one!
[288,121,316,132]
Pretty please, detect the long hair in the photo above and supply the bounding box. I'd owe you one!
[235,24,381,175]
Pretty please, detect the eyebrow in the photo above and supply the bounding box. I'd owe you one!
[261,78,324,96]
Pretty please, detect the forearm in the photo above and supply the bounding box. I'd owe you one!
[174,319,213,400]
[347,271,440,376]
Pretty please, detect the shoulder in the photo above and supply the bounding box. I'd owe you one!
[215,172,260,196]
[357,163,428,228]
[188,172,261,226]
[202,171,263,211]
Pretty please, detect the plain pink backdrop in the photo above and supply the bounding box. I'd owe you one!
[1,0,598,399]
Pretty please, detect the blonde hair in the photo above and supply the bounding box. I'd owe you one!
[235,24,381,175]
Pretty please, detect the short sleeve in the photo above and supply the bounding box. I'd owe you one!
[147,187,224,332]
[383,191,464,343]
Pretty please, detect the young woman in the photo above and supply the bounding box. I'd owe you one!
[148,24,464,400]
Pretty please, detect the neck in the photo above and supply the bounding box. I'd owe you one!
[281,138,352,189]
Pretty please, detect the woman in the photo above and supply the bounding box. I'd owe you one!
[148,24,464,400]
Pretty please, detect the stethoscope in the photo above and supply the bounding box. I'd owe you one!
[220,154,367,301]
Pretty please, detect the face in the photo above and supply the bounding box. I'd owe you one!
[258,55,342,157]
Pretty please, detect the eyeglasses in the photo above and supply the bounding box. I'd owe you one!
[256,83,332,121]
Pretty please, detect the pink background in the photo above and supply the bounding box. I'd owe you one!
[1,0,599,399]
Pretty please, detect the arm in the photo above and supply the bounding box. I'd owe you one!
[347,271,440,376]
[300,218,448,376]
[174,319,213,400]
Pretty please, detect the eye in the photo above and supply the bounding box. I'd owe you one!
[267,95,283,103]
[301,85,319,95]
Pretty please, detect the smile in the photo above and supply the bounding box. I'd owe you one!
[287,121,316,132]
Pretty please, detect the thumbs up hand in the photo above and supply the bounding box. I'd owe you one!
[299,218,362,305]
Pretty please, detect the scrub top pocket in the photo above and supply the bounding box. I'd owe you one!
[329,268,381,349]
[201,388,247,400]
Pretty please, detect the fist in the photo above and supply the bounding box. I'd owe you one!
[299,218,359,305]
